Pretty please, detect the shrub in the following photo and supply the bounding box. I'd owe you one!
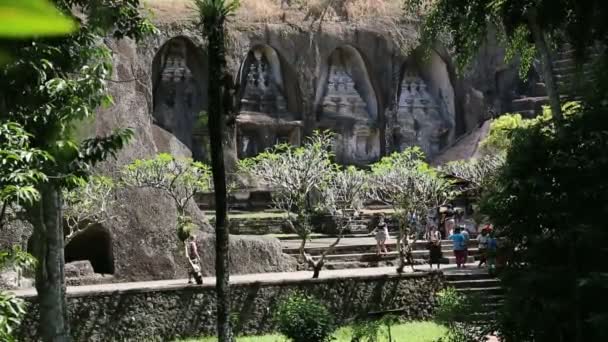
[480,103,608,341]
[274,292,335,342]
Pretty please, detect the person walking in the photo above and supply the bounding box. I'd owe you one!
[427,225,443,269]
[461,225,470,264]
[477,225,490,268]
[370,213,390,255]
[185,234,203,284]
[487,230,498,274]
[449,227,467,268]
[400,229,416,271]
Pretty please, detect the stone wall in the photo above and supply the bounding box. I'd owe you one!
[17,272,444,342]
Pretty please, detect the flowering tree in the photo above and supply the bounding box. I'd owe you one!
[121,153,213,241]
[240,131,367,278]
[369,147,456,273]
[62,175,116,244]
[312,166,368,278]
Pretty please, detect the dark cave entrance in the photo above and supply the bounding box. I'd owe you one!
[64,225,115,275]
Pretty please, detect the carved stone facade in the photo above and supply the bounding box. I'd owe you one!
[392,69,451,157]
[151,34,461,166]
[152,37,207,160]
[236,47,302,159]
[317,47,380,165]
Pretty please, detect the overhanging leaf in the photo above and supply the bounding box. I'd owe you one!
[0,0,77,37]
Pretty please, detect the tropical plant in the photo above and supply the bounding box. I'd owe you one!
[62,175,116,244]
[239,131,340,278]
[0,247,37,341]
[479,102,608,341]
[406,0,608,122]
[310,165,368,278]
[0,123,50,230]
[0,1,153,340]
[274,292,336,342]
[194,0,240,340]
[369,147,456,273]
[121,153,213,241]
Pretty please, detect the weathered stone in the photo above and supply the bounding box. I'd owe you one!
[17,272,445,341]
[65,261,95,278]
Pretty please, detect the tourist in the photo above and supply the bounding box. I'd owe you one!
[477,225,490,268]
[461,225,470,262]
[449,227,467,268]
[370,213,390,255]
[400,230,416,271]
[486,230,498,274]
[427,225,442,269]
[185,234,203,284]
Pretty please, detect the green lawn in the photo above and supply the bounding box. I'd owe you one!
[177,321,448,342]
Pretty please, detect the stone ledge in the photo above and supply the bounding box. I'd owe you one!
[14,268,441,299]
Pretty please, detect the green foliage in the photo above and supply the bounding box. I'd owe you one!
[0,0,76,38]
[351,315,401,342]
[479,113,529,154]
[0,123,50,214]
[0,246,35,342]
[435,288,469,325]
[406,0,608,78]
[0,291,27,342]
[479,102,608,341]
[239,131,337,240]
[0,245,37,274]
[369,147,455,221]
[62,175,115,243]
[274,292,336,342]
[122,153,213,241]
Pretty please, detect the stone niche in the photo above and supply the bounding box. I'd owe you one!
[236,45,302,159]
[392,59,452,158]
[316,45,380,165]
[152,36,208,161]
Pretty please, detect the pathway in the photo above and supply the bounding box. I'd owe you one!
[11,262,485,298]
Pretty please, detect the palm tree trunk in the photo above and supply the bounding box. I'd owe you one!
[527,8,563,122]
[29,183,70,342]
[206,14,232,342]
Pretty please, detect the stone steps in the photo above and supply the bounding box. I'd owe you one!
[283,239,479,255]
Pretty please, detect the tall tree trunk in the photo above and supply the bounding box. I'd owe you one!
[206,15,232,342]
[30,183,70,342]
[528,8,563,122]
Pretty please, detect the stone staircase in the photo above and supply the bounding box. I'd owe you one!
[509,45,599,117]
[284,239,480,270]
[446,271,503,322]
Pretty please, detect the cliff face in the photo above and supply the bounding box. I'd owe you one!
[5,13,520,284]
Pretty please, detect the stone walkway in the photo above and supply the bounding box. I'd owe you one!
[11,263,485,298]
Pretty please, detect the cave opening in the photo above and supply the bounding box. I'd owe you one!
[64,225,115,275]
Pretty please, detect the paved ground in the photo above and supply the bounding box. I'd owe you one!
[11,263,485,298]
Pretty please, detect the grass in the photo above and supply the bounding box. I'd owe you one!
[177,321,448,342]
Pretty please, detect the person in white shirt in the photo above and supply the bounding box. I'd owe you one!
[370,213,390,255]
[477,225,490,268]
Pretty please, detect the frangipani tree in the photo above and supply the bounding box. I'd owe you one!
[62,175,116,244]
[369,147,456,273]
[240,131,367,278]
[311,166,368,278]
[121,153,213,241]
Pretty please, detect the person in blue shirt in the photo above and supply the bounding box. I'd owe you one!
[449,227,467,268]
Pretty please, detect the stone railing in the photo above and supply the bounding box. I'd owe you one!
[17,272,444,341]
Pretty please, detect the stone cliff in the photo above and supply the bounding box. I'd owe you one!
[3,2,524,285]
